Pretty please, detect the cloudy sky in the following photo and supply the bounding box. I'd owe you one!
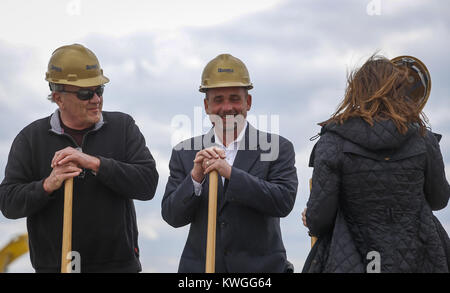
[0,0,449,272]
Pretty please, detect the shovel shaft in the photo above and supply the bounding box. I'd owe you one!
[311,236,318,247]
[61,178,73,273]
[205,171,218,273]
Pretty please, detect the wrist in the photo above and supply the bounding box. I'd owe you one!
[223,165,232,180]
[42,178,53,195]
[191,169,204,183]
[89,156,101,173]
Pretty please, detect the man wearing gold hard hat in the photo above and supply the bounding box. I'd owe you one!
[0,44,159,272]
[162,54,298,272]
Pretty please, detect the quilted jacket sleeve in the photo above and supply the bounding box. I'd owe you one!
[306,132,341,237]
[423,132,450,210]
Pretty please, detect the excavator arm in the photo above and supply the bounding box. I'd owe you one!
[0,234,29,273]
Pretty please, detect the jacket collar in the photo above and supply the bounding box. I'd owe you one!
[49,109,105,135]
[232,123,262,174]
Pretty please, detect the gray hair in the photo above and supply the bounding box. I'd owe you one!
[47,83,64,102]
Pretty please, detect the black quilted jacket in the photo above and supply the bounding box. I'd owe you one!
[304,117,450,273]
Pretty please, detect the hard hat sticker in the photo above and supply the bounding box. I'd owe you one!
[218,68,234,73]
[51,65,62,72]
[86,64,98,70]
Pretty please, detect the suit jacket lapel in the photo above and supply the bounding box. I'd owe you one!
[231,123,261,173]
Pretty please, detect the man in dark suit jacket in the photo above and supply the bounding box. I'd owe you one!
[161,54,298,272]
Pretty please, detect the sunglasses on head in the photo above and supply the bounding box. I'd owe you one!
[61,85,105,101]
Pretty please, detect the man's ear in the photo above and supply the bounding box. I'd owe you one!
[53,92,63,108]
[204,97,209,114]
[246,94,252,111]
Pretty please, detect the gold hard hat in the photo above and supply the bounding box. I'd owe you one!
[199,54,253,93]
[391,55,431,111]
[45,44,109,87]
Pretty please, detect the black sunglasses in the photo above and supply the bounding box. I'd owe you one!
[61,85,105,101]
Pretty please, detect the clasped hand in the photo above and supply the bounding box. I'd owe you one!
[43,147,100,194]
[191,147,231,183]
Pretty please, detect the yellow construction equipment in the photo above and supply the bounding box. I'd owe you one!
[0,234,29,273]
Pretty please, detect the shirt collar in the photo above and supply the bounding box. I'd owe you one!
[214,120,248,149]
[49,109,105,135]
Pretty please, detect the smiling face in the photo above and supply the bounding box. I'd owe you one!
[204,86,252,133]
[53,84,103,130]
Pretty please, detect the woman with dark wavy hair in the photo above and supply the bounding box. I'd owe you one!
[302,55,450,273]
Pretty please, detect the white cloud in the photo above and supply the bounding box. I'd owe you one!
[382,0,430,14]
[426,105,450,130]
[138,212,165,241]
[0,0,283,49]
[381,28,434,54]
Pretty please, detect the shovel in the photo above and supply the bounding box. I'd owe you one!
[205,170,218,273]
[61,178,73,273]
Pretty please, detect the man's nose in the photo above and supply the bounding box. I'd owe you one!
[222,100,233,113]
